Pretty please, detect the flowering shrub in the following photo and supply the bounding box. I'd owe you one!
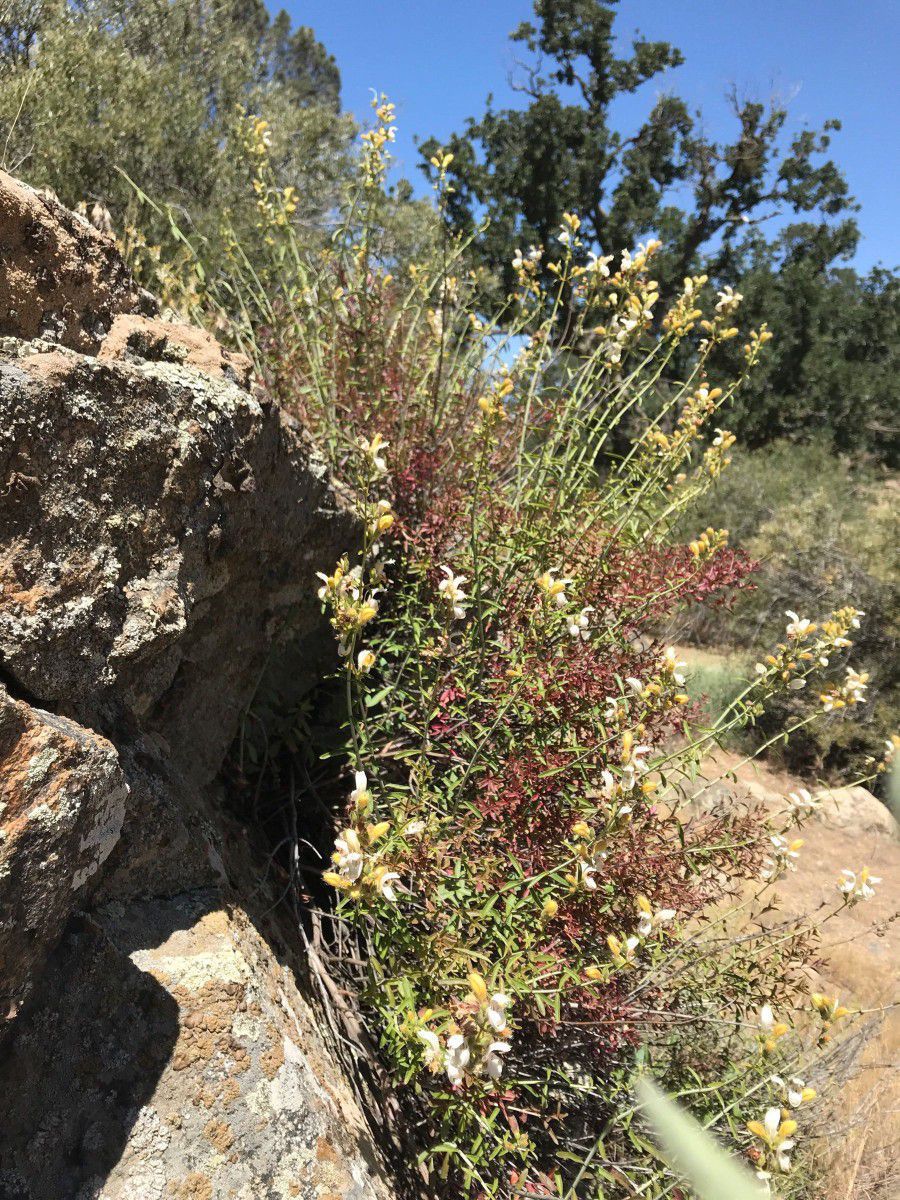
[189,100,894,1199]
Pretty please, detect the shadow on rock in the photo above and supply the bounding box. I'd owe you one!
[0,912,181,1200]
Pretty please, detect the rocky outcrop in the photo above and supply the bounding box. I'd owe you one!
[0,174,392,1198]
[0,169,152,353]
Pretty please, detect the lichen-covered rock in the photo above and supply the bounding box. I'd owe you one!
[0,896,388,1200]
[0,340,352,786]
[0,172,393,1198]
[0,687,127,1015]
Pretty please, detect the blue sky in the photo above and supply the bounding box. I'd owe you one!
[282,1,899,270]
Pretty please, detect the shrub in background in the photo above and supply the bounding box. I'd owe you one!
[0,0,354,288]
[677,441,899,788]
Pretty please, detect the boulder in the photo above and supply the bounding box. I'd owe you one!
[0,896,387,1200]
[0,172,393,1198]
[0,169,152,353]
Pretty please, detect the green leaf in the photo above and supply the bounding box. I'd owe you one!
[635,1078,770,1200]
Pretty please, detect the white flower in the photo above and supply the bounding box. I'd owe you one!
[579,862,599,891]
[715,284,743,315]
[376,870,401,902]
[527,244,543,263]
[567,606,594,639]
[417,1029,443,1070]
[586,251,613,277]
[403,819,426,838]
[663,647,686,685]
[512,247,525,270]
[844,666,869,705]
[444,1033,470,1085]
[486,992,510,1032]
[776,1140,795,1173]
[438,565,469,620]
[838,866,880,904]
[484,1040,510,1080]
[636,895,676,938]
[599,767,617,795]
[786,787,818,814]
[350,770,370,808]
[357,648,376,673]
[771,1074,816,1108]
[631,743,652,772]
[785,610,814,639]
[333,829,364,882]
[758,1004,777,1034]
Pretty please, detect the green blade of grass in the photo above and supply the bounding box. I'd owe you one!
[635,1078,771,1200]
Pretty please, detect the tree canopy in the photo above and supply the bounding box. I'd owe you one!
[420,0,857,303]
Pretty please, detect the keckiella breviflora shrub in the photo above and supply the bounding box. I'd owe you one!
[177,100,895,1199]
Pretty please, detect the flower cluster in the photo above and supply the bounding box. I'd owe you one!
[688,525,729,560]
[760,834,804,882]
[661,272,708,338]
[747,1106,797,1180]
[322,771,401,902]
[838,865,880,905]
[753,605,866,697]
[417,972,512,1088]
[820,665,869,712]
[438,565,469,620]
[756,1003,790,1055]
[811,992,851,1044]
[361,94,397,189]
[536,568,573,610]
[316,557,380,654]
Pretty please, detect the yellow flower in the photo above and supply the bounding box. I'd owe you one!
[467,971,489,1004]
[365,821,391,844]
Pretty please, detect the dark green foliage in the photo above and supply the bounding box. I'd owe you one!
[709,229,900,465]
[420,0,856,307]
[0,0,352,258]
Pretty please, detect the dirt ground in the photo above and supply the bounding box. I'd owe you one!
[696,750,899,1199]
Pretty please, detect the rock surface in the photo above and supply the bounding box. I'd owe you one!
[0,687,127,1014]
[0,169,152,353]
[0,173,392,1198]
[0,897,385,1200]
